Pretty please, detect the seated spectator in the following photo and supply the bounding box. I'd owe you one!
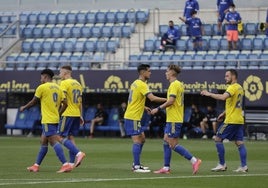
[118,102,127,138]
[148,109,166,138]
[88,103,107,138]
[179,10,204,51]
[159,20,180,52]
[200,105,218,139]
[185,104,205,138]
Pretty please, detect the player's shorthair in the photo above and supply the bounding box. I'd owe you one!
[227,69,238,78]
[168,64,181,74]
[41,68,54,78]
[137,64,150,73]
[61,65,72,71]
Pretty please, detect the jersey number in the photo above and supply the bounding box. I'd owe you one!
[53,92,58,107]
[72,89,81,104]
[128,90,133,103]
[236,94,243,108]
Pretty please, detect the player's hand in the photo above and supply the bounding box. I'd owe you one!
[145,106,151,114]
[151,108,158,115]
[19,106,25,112]
[200,90,210,97]
[80,116,84,125]
[217,113,225,122]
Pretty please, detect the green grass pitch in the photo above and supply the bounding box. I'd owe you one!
[0,137,267,188]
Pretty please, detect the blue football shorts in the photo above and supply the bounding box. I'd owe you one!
[164,122,182,138]
[124,119,145,136]
[42,123,58,137]
[58,116,80,137]
[216,123,245,141]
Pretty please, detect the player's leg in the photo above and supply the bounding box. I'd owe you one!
[234,126,248,172]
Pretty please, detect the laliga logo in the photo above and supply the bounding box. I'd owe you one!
[243,75,263,101]
[104,75,124,89]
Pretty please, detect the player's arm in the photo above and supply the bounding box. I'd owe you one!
[147,93,166,103]
[201,90,230,101]
[151,95,175,115]
[179,16,186,23]
[217,111,226,122]
[59,98,68,116]
[20,96,39,112]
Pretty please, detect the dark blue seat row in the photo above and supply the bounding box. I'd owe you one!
[19,9,149,25]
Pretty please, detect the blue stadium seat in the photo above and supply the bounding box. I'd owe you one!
[200,38,209,51]
[0,15,11,24]
[70,52,83,69]
[47,11,58,24]
[61,24,72,38]
[84,39,96,52]
[181,54,192,69]
[138,52,150,65]
[56,11,67,24]
[66,11,78,24]
[259,53,268,69]
[237,52,248,69]
[32,39,43,53]
[192,54,204,69]
[42,38,54,53]
[212,23,219,35]
[95,10,107,23]
[158,25,168,37]
[47,52,61,69]
[136,9,149,24]
[86,11,97,24]
[32,25,44,38]
[42,24,53,38]
[51,24,64,38]
[203,54,215,69]
[203,24,213,36]
[5,53,18,70]
[107,39,117,53]
[159,53,172,68]
[37,11,48,24]
[26,52,39,70]
[244,23,258,35]
[112,24,122,37]
[209,38,220,51]
[59,52,72,66]
[128,54,139,69]
[144,39,155,52]
[22,39,34,53]
[219,38,229,51]
[96,40,107,52]
[107,108,120,131]
[76,11,87,24]
[91,23,103,38]
[19,11,29,25]
[126,9,136,23]
[28,11,39,25]
[171,53,182,65]
[71,23,83,38]
[16,53,28,70]
[148,54,161,69]
[186,39,194,51]
[252,37,264,51]
[180,24,188,36]
[115,10,127,23]
[74,38,86,52]
[247,53,260,69]
[81,23,93,38]
[0,24,7,34]
[101,23,113,38]
[82,107,97,131]
[36,52,50,70]
[122,24,132,38]
[52,38,64,52]
[176,39,187,51]
[240,38,253,51]
[264,38,268,50]
[21,25,35,38]
[214,53,226,69]
[225,53,238,69]
[63,38,76,52]
[106,10,117,23]
[154,40,161,51]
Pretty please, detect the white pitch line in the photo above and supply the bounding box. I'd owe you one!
[0,174,268,186]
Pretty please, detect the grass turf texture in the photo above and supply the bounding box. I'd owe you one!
[0,137,267,188]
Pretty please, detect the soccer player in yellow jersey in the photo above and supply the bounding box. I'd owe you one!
[151,64,201,175]
[201,69,248,173]
[124,64,166,173]
[20,69,73,173]
[58,65,86,168]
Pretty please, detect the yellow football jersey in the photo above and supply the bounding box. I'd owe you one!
[124,79,151,120]
[35,82,65,124]
[60,78,82,117]
[166,80,184,123]
[224,83,244,124]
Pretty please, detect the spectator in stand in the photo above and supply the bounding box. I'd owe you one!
[118,102,127,138]
[186,104,205,138]
[179,10,204,51]
[200,105,218,139]
[88,103,107,138]
[183,0,200,36]
[217,0,234,35]
[159,20,180,52]
[224,3,241,50]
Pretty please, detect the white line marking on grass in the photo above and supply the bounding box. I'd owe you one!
[0,174,268,186]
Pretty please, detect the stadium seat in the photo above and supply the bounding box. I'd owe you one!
[37,11,48,24]
[176,39,187,51]
[247,53,259,69]
[203,24,213,36]
[192,54,204,69]
[32,39,43,53]
[203,54,215,69]
[32,25,44,38]
[264,38,268,50]
[70,52,83,69]
[42,38,54,53]
[42,24,53,38]
[259,53,268,69]
[128,54,139,69]
[0,15,11,24]
[136,9,149,24]
[112,24,122,37]
[47,11,58,24]
[36,52,50,70]
[19,11,29,25]
[59,52,72,66]
[244,23,258,35]
[158,25,168,37]
[22,39,34,53]
[149,54,161,69]
[186,39,194,51]
[171,53,182,65]
[61,24,72,38]
[237,53,248,69]
[214,53,226,69]
[76,10,87,24]
[180,24,188,36]
[106,10,117,23]
[209,38,220,51]
[26,52,39,70]
[126,9,136,23]
[66,10,78,24]
[91,23,103,38]
[101,23,113,38]
[159,53,172,69]
[138,52,150,64]
[219,38,229,51]
[240,38,253,51]
[47,52,61,69]
[73,38,86,52]
[95,10,107,23]
[28,11,39,25]
[122,24,132,38]
[143,39,155,52]
[181,54,192,69]
[86,10,97,24]
[225,53,238,69]
[81,23,93,38]
[253,37,264,51]
[16,53,28,70]
[21,25,35,38]
[107,39,117,53]
[84,38,96,52]
[52,38,65,52]
[63,38,76,52]
[71,23,83,38]
[115,10,127,23]
[51,24,64,38]
[96,39,107,52]
[56,11,67,24]
[212,23,219,36]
